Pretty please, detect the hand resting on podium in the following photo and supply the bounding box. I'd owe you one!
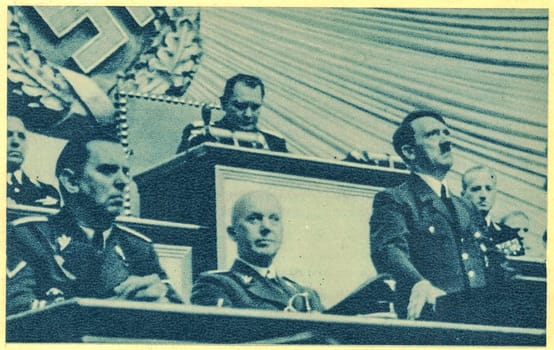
[113,274,170,303]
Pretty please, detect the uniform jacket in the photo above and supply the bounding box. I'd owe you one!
[7,171,61,208]
[190,259,323,312]
[6,208,182,315]
[176,118,288,153]
[369,174,490,318]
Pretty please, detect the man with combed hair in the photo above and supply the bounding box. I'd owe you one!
[7,116,61,208]
[370,110,493,320]
[7,131,182,315]
[461,165,497,227]
[176,73,288,153]
[191,191,322,312]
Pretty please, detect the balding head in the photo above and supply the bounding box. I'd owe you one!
[228,191,283,267]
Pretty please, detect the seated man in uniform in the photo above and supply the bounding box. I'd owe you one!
[7,116,60,208]
[176,74,288,153]
[191,191,321,312]
[6,131,182,315]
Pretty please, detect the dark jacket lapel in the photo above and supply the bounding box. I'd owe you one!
[450,196,472,236]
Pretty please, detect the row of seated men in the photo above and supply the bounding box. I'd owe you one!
[6,74,544,325]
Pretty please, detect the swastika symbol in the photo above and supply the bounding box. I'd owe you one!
[34,7,155,74]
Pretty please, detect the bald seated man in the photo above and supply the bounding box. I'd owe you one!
[7,116,60,208]
[190,191,322,312]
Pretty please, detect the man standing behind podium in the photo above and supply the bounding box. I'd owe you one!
[176,74,288,153]
[191,191,321,312]
[370,110,490,320]
[7,131,182,315]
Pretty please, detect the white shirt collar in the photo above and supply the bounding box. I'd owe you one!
[238,257,277,279]
[484,213,492,227]
[78,225,112,248]
[8,170,23,185]
[415,172,449,198]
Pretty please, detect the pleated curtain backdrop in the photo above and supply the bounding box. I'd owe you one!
[185,8,547,234]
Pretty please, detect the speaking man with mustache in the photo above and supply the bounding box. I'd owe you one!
[7,131,182,315]
[370,110,492,321]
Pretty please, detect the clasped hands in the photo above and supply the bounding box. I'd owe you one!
[407,279,446,320]
[112,274,169,302]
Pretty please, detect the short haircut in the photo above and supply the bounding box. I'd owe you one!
[461,165,497,191]
[499,210,529,225]
[392,110,446,162]
[230,191,280,228]
[55,130,121,178]
[221,74,265,103]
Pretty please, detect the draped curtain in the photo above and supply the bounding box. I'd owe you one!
[185,8,547,231]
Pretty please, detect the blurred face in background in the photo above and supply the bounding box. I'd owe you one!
[503,214,529,239]
[7,116,27,172]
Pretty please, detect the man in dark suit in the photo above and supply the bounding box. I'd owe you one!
[7,116,61,208]
[191,191,321,312]
[370,110,491,320]
[7,131,182,315]
[176,74,288,153]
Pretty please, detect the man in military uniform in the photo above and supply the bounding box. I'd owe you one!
[462,166,526,257]
[461,165,497,228]
[191,191,321,312]
[7,116,60,208]
[7,132,182,315]
[370,110,494,320]
[176,74,288,153]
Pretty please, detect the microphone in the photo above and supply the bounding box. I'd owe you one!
[201,104,212,126]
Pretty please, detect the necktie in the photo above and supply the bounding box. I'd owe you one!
[92,231,104,251]
[441,185,456,217]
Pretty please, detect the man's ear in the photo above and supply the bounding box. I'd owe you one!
[58,168,80,194]
[227,226,237,242]
[400,144,416,162]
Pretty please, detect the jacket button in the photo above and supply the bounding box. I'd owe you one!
[474,231,482,239]
[461,253,469,260]
[467,270,476,278]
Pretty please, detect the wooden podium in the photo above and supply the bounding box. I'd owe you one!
[134,143,409,307]
[6,298,546,344]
